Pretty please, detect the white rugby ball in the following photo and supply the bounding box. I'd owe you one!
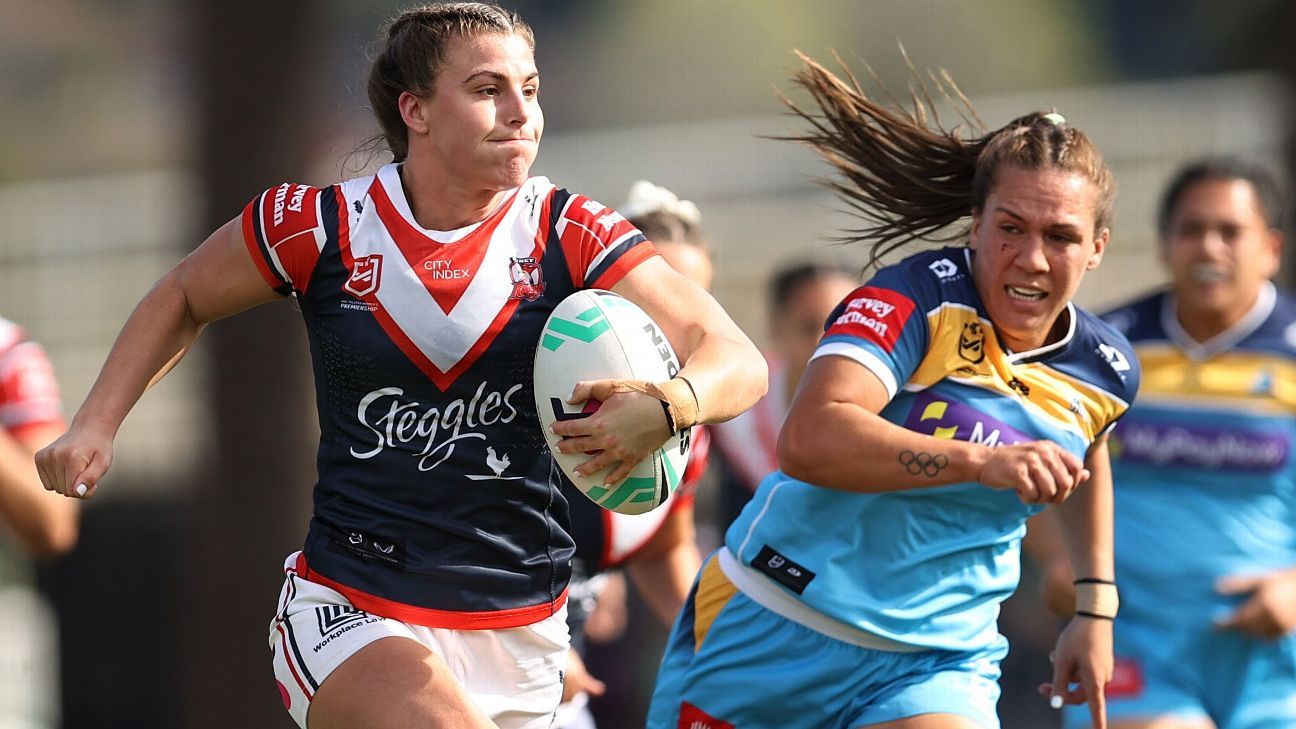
[534,289,691,515]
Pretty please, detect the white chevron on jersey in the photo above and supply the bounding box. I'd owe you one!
[338,166,555,378]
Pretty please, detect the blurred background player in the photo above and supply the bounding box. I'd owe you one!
[32,4,766,728]
[649,55,1140,729]
[1045,158,1296,729]
[711,261,857,529]
[556,180,715,729]
[0,317,76,729]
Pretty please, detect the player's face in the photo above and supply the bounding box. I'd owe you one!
[773,274,858,385]
[422,32,542,191]
[970,165,1107,352]
[656,241,713,290]
[1162,178,1281,327]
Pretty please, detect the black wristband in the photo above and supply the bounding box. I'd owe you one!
[659,398,677,435]
[1074,610,1116,621]
[1073,577,1117,586]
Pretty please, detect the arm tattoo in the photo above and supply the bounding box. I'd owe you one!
[898,450,949,477]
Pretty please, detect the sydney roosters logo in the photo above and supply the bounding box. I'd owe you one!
[345,255,383,297]
[508,257,545,301]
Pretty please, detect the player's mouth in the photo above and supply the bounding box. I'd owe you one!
[1005,285,1048,302]
[1190,263,1227,284]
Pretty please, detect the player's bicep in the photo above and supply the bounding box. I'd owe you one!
[174,217,286,325]
[611,256,745,362]
[789,355,892,424]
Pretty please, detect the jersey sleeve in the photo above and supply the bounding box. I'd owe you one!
[554,194,657,290]
[241,183,329,295]
[0,339,63,439]
[810,264,930,400]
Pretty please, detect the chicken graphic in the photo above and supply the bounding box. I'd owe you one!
[486,447,511,477]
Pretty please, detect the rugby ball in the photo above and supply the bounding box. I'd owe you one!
[534,289,691,515]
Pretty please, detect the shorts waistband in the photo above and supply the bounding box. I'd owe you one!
[717,548,924,653]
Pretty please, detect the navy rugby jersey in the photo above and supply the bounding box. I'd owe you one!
[1103,284,1296,622]
[241,163,656,629]
[725,247,1140,650]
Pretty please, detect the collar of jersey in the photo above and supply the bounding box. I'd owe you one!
[1162,280,1276,361]
[375,163,518,245]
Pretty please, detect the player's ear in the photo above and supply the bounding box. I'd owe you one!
[399,91,431,135]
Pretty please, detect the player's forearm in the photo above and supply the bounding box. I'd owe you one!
[675,329,768,426]
[71,271,206,437]
[1052,442,1115,581]
[627,541,701,627]
[626,505,701,625]
[0,426,77,557]
[779,401,989,492]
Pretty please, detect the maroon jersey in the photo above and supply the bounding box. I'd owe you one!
[242,164,656,629]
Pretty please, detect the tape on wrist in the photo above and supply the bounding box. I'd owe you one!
[604,377,700,435]
[1074,578,1119,620]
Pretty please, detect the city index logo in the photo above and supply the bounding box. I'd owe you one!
[904,391,1030,447]
[345,255,383,297]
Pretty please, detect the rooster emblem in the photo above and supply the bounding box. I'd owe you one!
[486,447,511,477]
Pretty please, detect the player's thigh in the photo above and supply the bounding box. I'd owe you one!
[860,714,985,729]
[308,635,495,729]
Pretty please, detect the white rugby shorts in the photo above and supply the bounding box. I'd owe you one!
[268,552,568,729]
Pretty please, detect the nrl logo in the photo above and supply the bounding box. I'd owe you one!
[958,321,986,364]
[344,254,383,297]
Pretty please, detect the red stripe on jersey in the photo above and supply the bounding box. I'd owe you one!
[242,196,290,292]
[273,623,315,700]
[336,188,534,392]
[590,243,657,291]
[368,180,514,315]
[258,183,325,292]
[0,342,62,431]
[8,420,65,442]
[825,285,916,353]
[295,553,568,630]
[598,508,616,570]
[558,196,646,288]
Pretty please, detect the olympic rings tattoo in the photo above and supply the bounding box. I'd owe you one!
[898,450,949,477]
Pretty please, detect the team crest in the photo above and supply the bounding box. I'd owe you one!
[958,321,986,364]
[345,254,383,297]
[508,257,545,301]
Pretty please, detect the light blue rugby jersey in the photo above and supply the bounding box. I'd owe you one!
[725,247,1140,651]
[1103,283,1296,621]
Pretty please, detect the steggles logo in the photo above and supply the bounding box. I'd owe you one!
[351,382,525,471]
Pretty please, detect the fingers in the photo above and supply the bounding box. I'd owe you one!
[568,379,625,406]
[1213,598,1276,638]
[1216,573,1264,595]
[1013,445,1084,505]
[1086,674,1107,729]
[70,451,109,500]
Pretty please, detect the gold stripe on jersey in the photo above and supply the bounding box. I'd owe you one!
[1133,343,1296,414]
[906,304,1128,441]
[692,554,739,652]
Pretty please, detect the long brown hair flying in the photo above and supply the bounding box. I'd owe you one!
[779,52,1115,268]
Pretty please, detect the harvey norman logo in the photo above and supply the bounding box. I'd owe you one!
[903,391,1031,447]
